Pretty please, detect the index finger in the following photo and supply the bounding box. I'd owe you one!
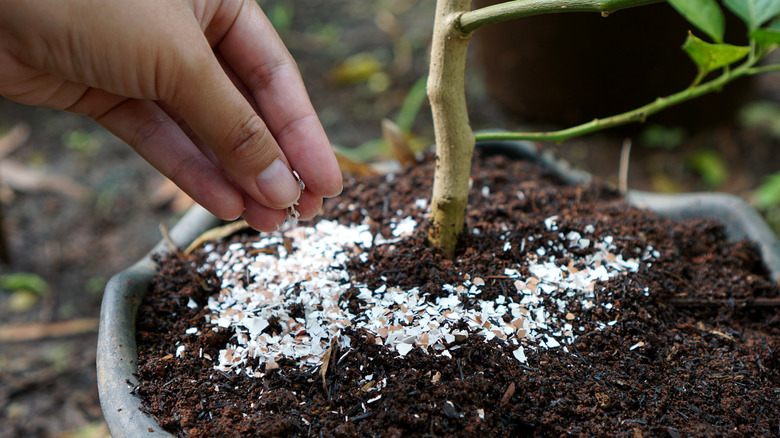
[207,0,342,198]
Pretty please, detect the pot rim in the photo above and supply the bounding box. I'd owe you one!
[96,205,221,437]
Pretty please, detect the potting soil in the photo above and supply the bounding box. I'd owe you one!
[135,151,780,437]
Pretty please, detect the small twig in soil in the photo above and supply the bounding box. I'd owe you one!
[666,297,780,308]
[659,269,692,287]
[184,220,249,255]
[320,343,334,395]
[159,223,178,254]
[500,382,516,406]
[350,412,374,422]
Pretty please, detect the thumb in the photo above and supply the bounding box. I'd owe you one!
[167,49,301,209]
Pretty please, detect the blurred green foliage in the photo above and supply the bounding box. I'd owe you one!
[739,101,780,139]
[687,149,729,188]
[0,272,49,294]
[63,129,101,156]
[639,125,687,149]
[1,272,49,314]
[334,75,429,162]
[268,2,293,32]
[756,172,780,209]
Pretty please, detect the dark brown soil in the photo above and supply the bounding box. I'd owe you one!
[135,151,780,437]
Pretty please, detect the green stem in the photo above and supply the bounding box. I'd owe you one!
[475,57,758,144]
[457,0,664,34]
[747,63,780,75]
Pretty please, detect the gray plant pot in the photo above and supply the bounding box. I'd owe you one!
[97,205,221,437]
[96,142,780,437]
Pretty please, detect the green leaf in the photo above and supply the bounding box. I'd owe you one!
[0,272,49,294]
[395,76,429,133]
[723,0,780,31]
[639,125,687,150]
[269,3,294,32]
[62,129,101,155]
[687,149,729,188]
[668,0,725,43]
[329,53,383,85]
[755,172,780,209]
[682,32,751,80]
[750,19,780,46]
[751,28,780,45]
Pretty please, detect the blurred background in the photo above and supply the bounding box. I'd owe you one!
[1,0,779,436]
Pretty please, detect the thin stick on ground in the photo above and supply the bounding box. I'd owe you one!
[0,318,99,343]
[619,138,632,196]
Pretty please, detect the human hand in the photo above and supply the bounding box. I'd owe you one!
[0,0,342,231]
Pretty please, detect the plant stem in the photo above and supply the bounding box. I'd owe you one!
[427,0,475,258]
[475,57,760,144]
[458,0,664,34]
[747,63,780,75]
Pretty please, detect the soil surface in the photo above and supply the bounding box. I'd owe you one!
[3,0,780,436]
[136,151,779,437]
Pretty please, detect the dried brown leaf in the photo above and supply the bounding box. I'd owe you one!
[320,345,332,393]
[0,160,91,200]
[0,124,30,158]
[359,380,375,392]
[0,318,99,343]
[381,119,417,167]
[335,153,379,176]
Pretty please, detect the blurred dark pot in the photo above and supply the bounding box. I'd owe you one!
[472,1,752,128]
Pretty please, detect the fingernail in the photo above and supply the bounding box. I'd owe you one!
[256,159,301,207]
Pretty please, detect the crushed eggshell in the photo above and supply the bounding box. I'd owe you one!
[195,212,654,377]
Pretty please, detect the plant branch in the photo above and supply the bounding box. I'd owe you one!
[427,0,475,258]
[475,58,758,144]
[747,63,780,75]
[457,0,664,34]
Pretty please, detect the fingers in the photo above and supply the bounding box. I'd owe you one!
[81,91,246,221]
[159,99,328,225]
[210,0,343,199]
[294,190,324,221]
[164,25,302,211]
[154,0,338,221]
[154,51,265,174]
[73,87,326,228]
[242,195,287,232]
[242,190,322,232]
[2,0,338,229]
